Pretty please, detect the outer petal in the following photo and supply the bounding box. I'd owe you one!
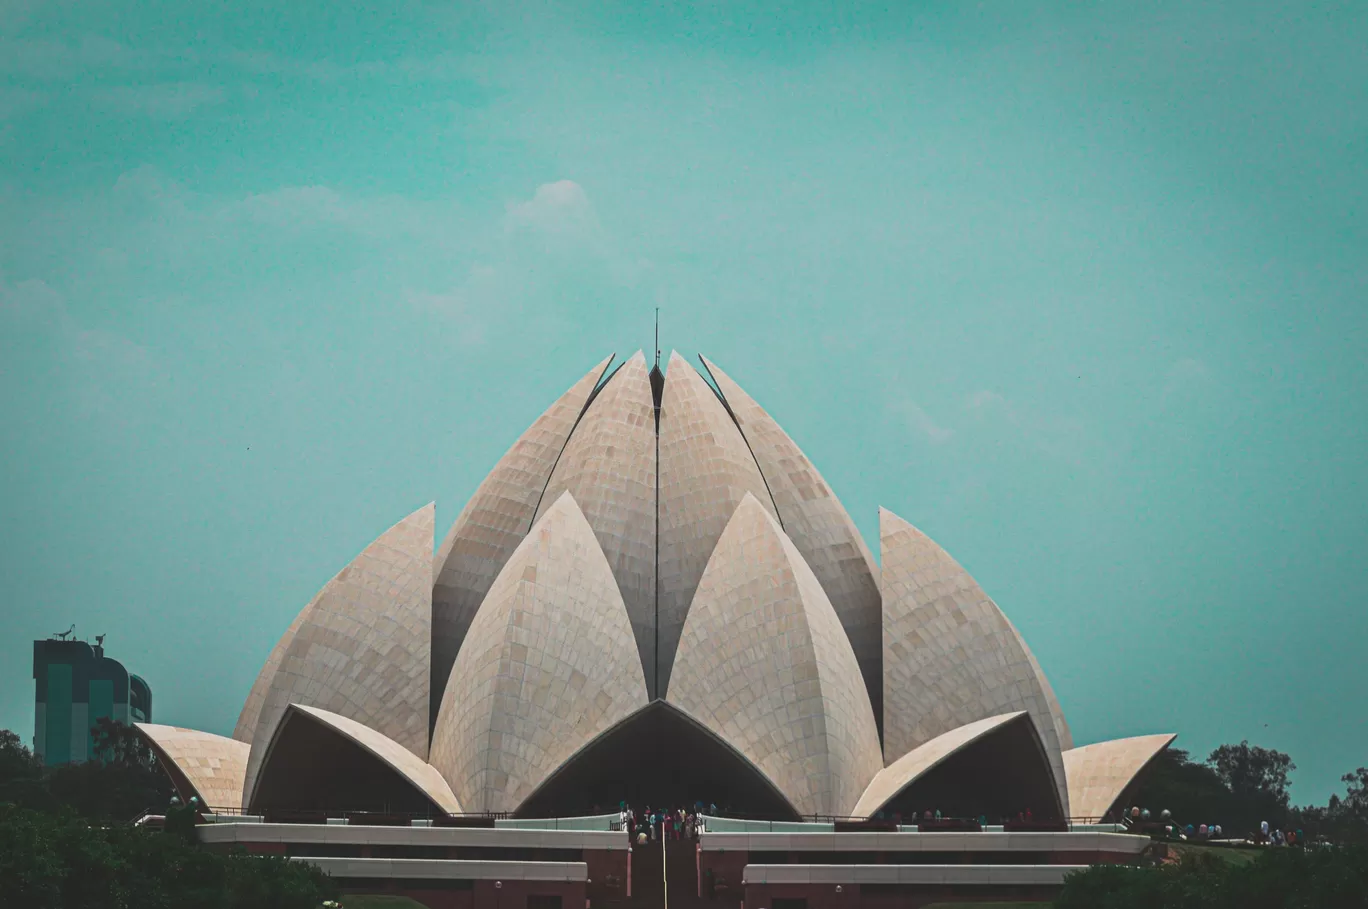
[668,494,882,817]
[135,724,249,812]
[533,352,657,689]
[252,705,461,814]
[430,492,650,814]
[243,503,435,807]
[431,355,614,719]
[880,507,1070,816]
[700,355,883,727]
[233,591,316,743]
[1064,734,1177,822]
[656,352,779,697]
[851,712,1065,820]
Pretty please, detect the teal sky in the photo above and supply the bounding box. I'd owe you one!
[2,2,1364,802]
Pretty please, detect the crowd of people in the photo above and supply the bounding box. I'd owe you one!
[1122,805,1306,847]
[617,802,717,845]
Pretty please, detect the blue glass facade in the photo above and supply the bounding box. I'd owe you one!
[32,637,151,765]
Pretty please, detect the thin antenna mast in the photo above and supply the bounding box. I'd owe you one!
[654,307,661,369]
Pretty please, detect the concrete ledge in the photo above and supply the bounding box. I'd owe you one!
[701,830,1147,854]
[200,822,629,851]
[743,863,1087,886]
[294,857,588,881]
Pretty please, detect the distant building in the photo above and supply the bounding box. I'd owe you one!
[33,634,151,765]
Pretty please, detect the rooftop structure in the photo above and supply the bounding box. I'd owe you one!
[34,633,150,766]
[135,351,1173,826]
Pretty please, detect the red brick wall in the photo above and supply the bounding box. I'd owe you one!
[585,848,629,903]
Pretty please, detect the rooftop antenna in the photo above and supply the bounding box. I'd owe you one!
[649,306,665,418]
[54,624,74,641]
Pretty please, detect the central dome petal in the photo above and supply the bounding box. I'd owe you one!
[241,503,435,808]
[431,492,649,814]
[668,493,882,817]
[532,352,658,688]
[700,355,883,727]
[656,351,779,696]
[430,354,614,723]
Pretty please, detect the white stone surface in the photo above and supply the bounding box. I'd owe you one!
[701,829,1149,854]
[283,705,462,814]
[244,504,435,807]
[668,494,882,817]
[199,821,628,851]
[533,352,658,687]
[1064,733,1177,821]
[743,863,1087,885]
[656,352,780,696]
[431,355,613,716]
[431,492,649,814]
[852,712,1026,817]
[135,723,249,811]
[880,507,1070,816]
[234,592,316,744]
[296,857,588,881]
[700,355,883,724]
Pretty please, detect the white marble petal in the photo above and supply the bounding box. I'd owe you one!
[431,355,614,718]
[1064,734,1177,822]
[430,492,650,814]
[533,352,658,689]
[668,494,882,817]
[656,352,779,696]
[880,507,1071,816]
[700,355,883,725]
[243,503,434,807]
[135,723,249,812]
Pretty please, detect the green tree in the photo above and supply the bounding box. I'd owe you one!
[45,719,173,821]
[0,804,336,909]
[0,729,51,810]
[1056,844,1368,908]
[1208,741,1295,809]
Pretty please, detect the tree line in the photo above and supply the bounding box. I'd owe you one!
[0,724,335,909]
[1135,739,1368,842]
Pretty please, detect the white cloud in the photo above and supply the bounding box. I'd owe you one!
[0,274,67,327]
[0,274,161,422]
[91,83,225,118]
[889,398,955,444]
[965,388,1090,465]
[504,180,598,236]
[0,86,46,120]
[411,179,646,335]
[0,34,143,79]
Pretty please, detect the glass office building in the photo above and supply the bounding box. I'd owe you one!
[33,636,151,765]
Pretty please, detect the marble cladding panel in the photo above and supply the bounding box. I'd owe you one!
[880,507,1069,816]
[851,712,1026,817]
[700,355,884,724]
[135,723,249,811]
[656,352,779,697]
[533,352,658,690]
[244,504,435,807]
[290,705,462,814]
[430,492,649,814]
[430,355,613,717]
[668,494,882,817]
[234,589,318,744]
[1064,734,1177,822]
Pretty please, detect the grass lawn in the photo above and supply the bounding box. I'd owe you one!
[1168,841,1261,867]
[333,896,432,909]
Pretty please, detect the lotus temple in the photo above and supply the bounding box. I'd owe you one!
[134,351,1176,907]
